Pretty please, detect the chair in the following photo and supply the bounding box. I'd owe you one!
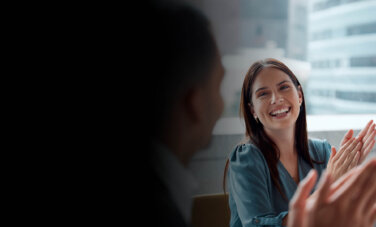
[191,193,230,227]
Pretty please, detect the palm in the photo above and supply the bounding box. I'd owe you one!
[340,120,376,164]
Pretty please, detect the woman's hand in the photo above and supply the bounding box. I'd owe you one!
[340,120,376,165]
[356,120,376,164]
[288,160,376,227]
[326,137,362,181]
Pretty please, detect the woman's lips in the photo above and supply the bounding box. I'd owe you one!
[269,107,291,118]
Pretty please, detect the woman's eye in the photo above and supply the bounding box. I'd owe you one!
[281,85,289,90]
[259,92,268,97]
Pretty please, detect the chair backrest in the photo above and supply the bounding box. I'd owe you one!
[191,193,230,227]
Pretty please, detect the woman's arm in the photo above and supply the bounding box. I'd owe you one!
[229,144,288,226]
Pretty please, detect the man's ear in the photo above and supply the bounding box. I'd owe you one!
[184,87,205,123]
[298,85,303,105]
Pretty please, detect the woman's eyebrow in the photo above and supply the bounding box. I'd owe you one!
[255,86,267,93]
[277,80,290,86]
[255,80,292,93]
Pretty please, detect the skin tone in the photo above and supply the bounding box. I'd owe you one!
[288,159,376,227]
[327,120,376,181]
[160,50,225,167]
[249,67,376,225]
[197,52,225,150]
[250,67,303,225]
[339,120,376,163]
[250,67,303,183]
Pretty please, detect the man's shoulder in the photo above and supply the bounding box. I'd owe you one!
[146,170,189,227]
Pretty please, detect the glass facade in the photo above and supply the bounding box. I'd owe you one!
[307,0,376,114]
[192,0,376,116]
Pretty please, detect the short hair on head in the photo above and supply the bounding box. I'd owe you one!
[144,0,218,136]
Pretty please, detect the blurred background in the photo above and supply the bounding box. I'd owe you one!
[189,0,376,116]
[183,0,376,195]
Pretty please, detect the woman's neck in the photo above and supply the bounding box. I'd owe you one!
[265,126,296,157]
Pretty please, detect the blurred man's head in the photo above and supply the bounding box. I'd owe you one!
[145,0,224,164]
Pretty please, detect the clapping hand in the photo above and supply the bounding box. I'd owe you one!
[288,159,376,227]
[340,120,376,164]
[327,120,376,181]
[326,137,362,181]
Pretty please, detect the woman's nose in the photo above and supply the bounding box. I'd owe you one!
[270,92,283,104]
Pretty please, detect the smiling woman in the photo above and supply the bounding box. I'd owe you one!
[250,67,302,131]
[223,58,376,227]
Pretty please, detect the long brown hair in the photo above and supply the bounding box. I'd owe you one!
[223,58,321,199]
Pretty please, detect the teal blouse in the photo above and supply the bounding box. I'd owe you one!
[228,138,331,227]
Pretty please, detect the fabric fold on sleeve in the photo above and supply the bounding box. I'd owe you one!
[251,211,288,226]
[228,144,288,227]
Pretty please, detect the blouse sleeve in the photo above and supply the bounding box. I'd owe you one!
[322,139,332,166]
[309,138,332,167]
[228,144,288,226]
[308,138,333,182]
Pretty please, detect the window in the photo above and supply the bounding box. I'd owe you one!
[187,0,376,196]
[347,22,376,36]
[350,56,376,67]
[189,0,376,118]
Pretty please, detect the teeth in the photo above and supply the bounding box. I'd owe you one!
[271,108,289,115]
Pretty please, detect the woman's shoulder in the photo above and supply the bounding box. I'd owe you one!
[308,137,332,161]
[228,142,271,179]
[308,138,331,149]
[229,142,267,168]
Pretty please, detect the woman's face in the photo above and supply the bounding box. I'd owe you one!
[250,67,302,132]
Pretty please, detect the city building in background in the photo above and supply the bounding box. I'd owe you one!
[307,0,376,114]
[189,0,376,117]
[287,0,309,60]
[195,0,310,117]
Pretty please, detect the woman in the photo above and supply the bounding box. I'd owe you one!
[225,58,376,227]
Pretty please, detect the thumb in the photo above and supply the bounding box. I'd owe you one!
[329,146,337,163]
[290,169,317,208]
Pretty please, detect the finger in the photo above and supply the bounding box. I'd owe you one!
[364,123,376,140]
[315,171,332,205]
[346,137,362,153]
[356,120,373,140]
[360,128,376,163]
[366,123,376,139]
[341,129,354,146]
[365,122,375,137]
[329,166,358,197]
[371,204,376,225]
[335,138,355,162]
[329,146,337,163]
[362,183,376,215]
[343,161,376,212]
[359,163,376,213]
[362,126,376,150]
[336,138,359,165]
[360,139,376,164]
[344,143,362,170]
[348,151,360,170]
[361,128,376,153]
[331,159,376,202]
[290,169,317,208]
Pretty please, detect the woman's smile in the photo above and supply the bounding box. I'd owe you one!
[269,106,292,119]
[251,67,302,131]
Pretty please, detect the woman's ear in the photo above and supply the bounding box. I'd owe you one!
[298,85,303,106]
[248,102,254,115]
